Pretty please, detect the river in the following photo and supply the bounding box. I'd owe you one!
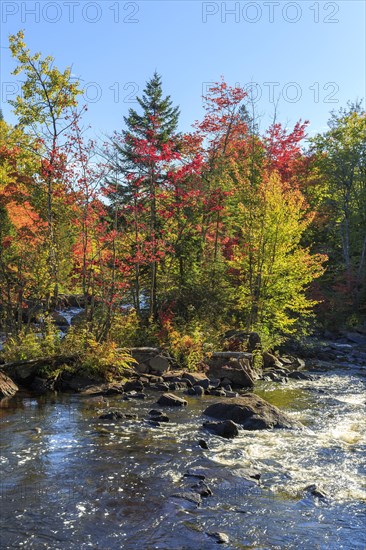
[0,362,365,549]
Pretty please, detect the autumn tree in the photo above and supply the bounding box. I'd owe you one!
[310,102,366,320]
[108,72,180,320]
[9,30,82,308]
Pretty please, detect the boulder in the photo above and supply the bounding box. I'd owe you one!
[148,410,170,422]
[304,484,328,499]
[0,372,19,399]
[79,383,124,396]
[192,385,205,396]
[183,372,210,388]
[157,393,187,407]
[191,480,212,497]
[151,382,170,392]
[123,391,146,400]
[99,410,124,420]
[57,373,103,392]
[211,362,255,388]
[184,469,206,480]
[262,352,283,369]
[206,352,256,388]
[203,394,301,430]
[124,380,144,392]
[130,347,160,373]
[203,419,239,439]
[169,381,188,391]
[149,354,171,374]
[162,372,184,383]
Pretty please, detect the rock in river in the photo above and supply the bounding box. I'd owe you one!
[203,420,239,439]
[203,394,301,430]
[157,392,187,407]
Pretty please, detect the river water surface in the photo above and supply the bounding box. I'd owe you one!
[1,363,365,549]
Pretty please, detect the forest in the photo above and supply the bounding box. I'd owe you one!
[1,30,365,376]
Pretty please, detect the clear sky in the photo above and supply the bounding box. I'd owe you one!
[1,0,365,140]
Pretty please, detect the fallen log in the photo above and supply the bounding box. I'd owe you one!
[0,371,19,399]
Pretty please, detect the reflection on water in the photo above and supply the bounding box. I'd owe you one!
[1,365,366,549]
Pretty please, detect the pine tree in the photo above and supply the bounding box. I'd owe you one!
[109,73,180,319]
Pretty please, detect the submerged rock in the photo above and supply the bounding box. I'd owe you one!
[191,480,212,497]
[304,484,328,499]
[157,393,187,407]
[148,410,170,422]
[123,391,146,400]
[287,371,315,381]
[184,469,206,480]
[203,420,239,439]
[203,394,301,430]
[171,491,202,506]
[99,410,124,420]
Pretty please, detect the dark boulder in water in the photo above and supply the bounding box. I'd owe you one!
[203,420,239,439]
[203,394,301,430]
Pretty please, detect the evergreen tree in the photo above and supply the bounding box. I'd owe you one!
[109,73,180,319]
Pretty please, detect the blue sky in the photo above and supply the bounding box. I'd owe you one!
[1,0,365,140]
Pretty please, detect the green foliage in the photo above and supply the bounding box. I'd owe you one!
[309,102,366,322]
[3,317,61,362]
[159,317,221,371]
[61,325,136,380]
[9,30,81,127]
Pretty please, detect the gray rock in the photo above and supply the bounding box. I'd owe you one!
[304,484,328,499]
[169,381,188,391]
[157,393,187,407]
[148,410,170,422]
[124,379,144,392]
[149,355,171,374]
[184,469,206,480]
[207,352,256,388]
[123,391,146,400]
[203,419,239,438]
[207,532,230,544]
[80,383,124,396]
[224,391,239,398]
[191,480,212,497]
[151,382,170,392]
[183,372,210,388]
[212,389,226,397]
[263,352,283,369]
[193,385,205,396]
[203,395,301,430]
[99,410,124,420]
